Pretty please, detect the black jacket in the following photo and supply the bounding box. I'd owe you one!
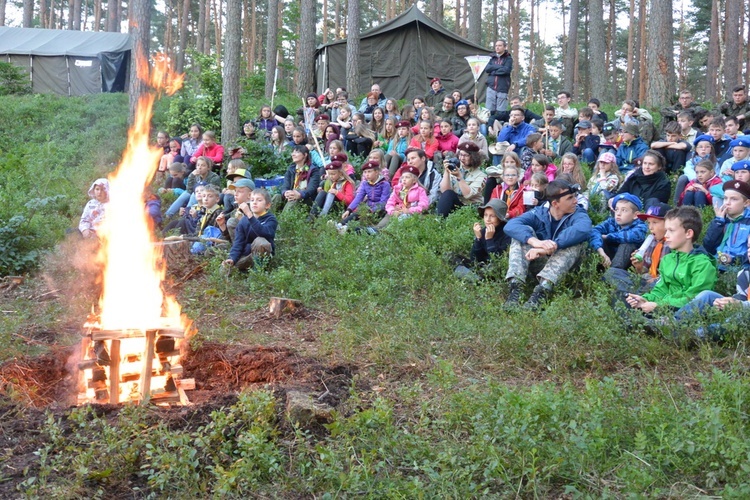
[484,52,513,93]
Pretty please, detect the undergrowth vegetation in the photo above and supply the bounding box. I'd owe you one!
[2,95,750,496]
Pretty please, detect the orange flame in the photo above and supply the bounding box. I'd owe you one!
[96,54,185,332]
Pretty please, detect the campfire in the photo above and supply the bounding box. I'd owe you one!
[75,54,193,405]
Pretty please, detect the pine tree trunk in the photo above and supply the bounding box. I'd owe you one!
[563,0,578,96]
[509,0,520,96]
[0,0,6,26]
[222,0,242,144]
[21,0,33,28]
[108,0,120,32]
[72,0,82,29]
[165,0,174,60]
[246,0,257,74]
[706,0,720,102]
[646,0,673,106]
[177,0,190,73]
[68,0,74,29]
[197,0,206,54]
[264,0,278,99]
[625,0,635,99]
[128,0,150,126]
[491,0,498,44]
[637,0,647,103]
[589,0,606,100]
[296,0,315,96]
[724,0,741,94]
[467,0,481,44]
[94,0,102,31]
[346,0,360,95]
[334,0,340,38]
[432,0,443,25]
[526,0,534,99]
[213,0,222,57]
[322,0,328,43]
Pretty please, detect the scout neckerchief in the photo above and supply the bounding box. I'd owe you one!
[649,239,665,278]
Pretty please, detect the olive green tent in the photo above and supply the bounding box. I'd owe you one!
[314,5,491,101]
[0,26,131,96]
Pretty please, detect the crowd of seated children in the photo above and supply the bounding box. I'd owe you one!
[165,156,222,217]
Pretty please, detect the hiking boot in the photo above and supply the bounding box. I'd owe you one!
[235,253,255,271]
[504,281,522,307]
[523,284,551,310]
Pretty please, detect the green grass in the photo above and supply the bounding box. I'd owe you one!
[2,91,750,497]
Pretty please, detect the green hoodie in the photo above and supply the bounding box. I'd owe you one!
[643,245,717,309]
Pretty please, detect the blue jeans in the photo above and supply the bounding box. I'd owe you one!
[674,290,723,322]
[166,190,192,217]
[681,190,709,208]
[581,148,596,164]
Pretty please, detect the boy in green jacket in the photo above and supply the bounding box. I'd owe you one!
[626,206,717,315]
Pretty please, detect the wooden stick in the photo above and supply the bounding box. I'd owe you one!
[302,97,326,164]
[140,331,156,404]
[109,340,120,404]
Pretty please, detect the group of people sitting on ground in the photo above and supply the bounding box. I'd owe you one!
[78,82,750,338]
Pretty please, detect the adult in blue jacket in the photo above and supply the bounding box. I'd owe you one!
[497,107,537,154]
[484,40,513,113]
[504,179,593,309]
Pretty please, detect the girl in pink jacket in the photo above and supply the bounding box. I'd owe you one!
[369,166,429,233]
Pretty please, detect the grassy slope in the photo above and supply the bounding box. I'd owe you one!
[1,95,750,497]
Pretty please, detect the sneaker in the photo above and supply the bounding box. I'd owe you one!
[523,284,550,310]
[235,253,255,271]
[336,223,348,235]
[504,281,522,307]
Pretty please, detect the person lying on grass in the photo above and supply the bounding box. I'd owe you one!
[221,187,277,272]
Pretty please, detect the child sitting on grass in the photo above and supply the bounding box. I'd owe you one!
[79,178,109,239]
[678,159,722,208]
[222,188,277,271]
[372,165,429,232]
[163,184,206,235]
[311,161,356,217]
[520,133,545,171]
[524,172,549,211]
[702,179,750,270]
[674,244,750,340]
[489,164,525,219]
[337,160,391,233]
[158,162,187,197]
[471,199,511,264]
[605,201,672,299]
[625,206,717,319]
[586,152,622,204]
[590,193,647,269]
[522,154,557,186]
[710,140,750,206]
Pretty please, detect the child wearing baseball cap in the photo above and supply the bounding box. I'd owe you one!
[590,193,647,269]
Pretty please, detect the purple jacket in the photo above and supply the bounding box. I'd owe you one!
[348,177,391,212]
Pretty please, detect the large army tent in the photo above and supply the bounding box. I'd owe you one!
[0,27,131,95]
[314,5,490,101]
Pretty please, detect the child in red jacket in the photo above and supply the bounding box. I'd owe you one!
[679,159,723,208]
